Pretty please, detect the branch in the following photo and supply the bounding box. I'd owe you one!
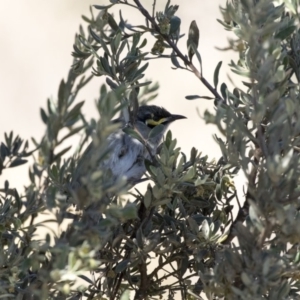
[134,259,148,300]
[148,255,177,279]
[222,156,259,245]
[132,0,224,101]
[152,0,156,19]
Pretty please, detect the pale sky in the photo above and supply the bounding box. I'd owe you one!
[0,1,237,191]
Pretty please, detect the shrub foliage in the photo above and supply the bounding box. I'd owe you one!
[1,0,300,299]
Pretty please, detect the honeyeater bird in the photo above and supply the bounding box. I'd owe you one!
[72,105,186,191]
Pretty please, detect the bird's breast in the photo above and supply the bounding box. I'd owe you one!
[101,132,154,183]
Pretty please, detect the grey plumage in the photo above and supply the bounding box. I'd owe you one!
[72,105,186,190]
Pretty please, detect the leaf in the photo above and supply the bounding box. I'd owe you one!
[164,0,171,13]
[4,180,9,192]
[21,146,39,157]
[13,188,21,211]
[220,82,227,102]
[131,33,141,53]
[22,140,28,153]
[170,16,181,35]
[81,15,92,24]
[215,183,222,200]
[50,164,58,180]
[40,108,48,124]
[53,146,72,161]
[120,290,130,300]
[132,62,149,81]
[144,161,156,177]
[185,95,201,100]
[241,272,252,286]
[122,204,138,220]
[115,259,130,273]
[136,227,143,248]
[152,199,171,206]
[193,44,202,74]
[78,274,95,286]
[139,38,147,49]
[189,21,200,46]
[179,255,189,277]
[122,127,144,144]
[100,56,112,75]
[188,217,200,235]
[182,166,196,181]
[72,44,91,59]
[89,27,111,56]
[0,294,15,298]
[144,187,152,209]
[249,200,264,231]
[148,124,165,139]
[0,143,9,159]
[113,30,122,54]
[171,51,181,68]
[64,101,85,124]
[185,95,214,100]
[277,281,291,299]
[12,137,23,155]
[9,158,28,168]
[213,61,222,89]
[106,77,118,89]
[202,219,210,239]
[195,175,209,186]
[57,126,85,146]
[188,42,203,75]
[275,25,296,40]
[131,81,152,88]
[57,79,66,113]
[5,131,13,149]
[78,37,92,53]
[187,20,200,61]
[190,147,197,163]
[93,4,114,10]
[0,158,3,175]
[107,13,119,31]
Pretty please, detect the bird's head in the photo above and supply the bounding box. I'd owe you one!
[135,105,186,142]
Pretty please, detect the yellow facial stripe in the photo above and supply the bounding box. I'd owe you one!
[146,118,167,126]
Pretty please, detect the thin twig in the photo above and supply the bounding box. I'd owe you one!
[111,274,123,300]
[152,0,156,19]
[148,255,177,279]
[119,0,137,9]
[131,0,224,101]
[235,189,242,210]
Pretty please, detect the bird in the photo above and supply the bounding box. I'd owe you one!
[72,105,186,194]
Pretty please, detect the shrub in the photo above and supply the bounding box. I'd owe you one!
[1,0,300,299]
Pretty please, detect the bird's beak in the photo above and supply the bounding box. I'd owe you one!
[169,114,187,122]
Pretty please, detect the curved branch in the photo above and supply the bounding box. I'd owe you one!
[132,0,224,101]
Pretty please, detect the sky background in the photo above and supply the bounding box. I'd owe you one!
[0,0,240,191]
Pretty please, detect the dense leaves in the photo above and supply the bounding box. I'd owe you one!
[1,0,300,299]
